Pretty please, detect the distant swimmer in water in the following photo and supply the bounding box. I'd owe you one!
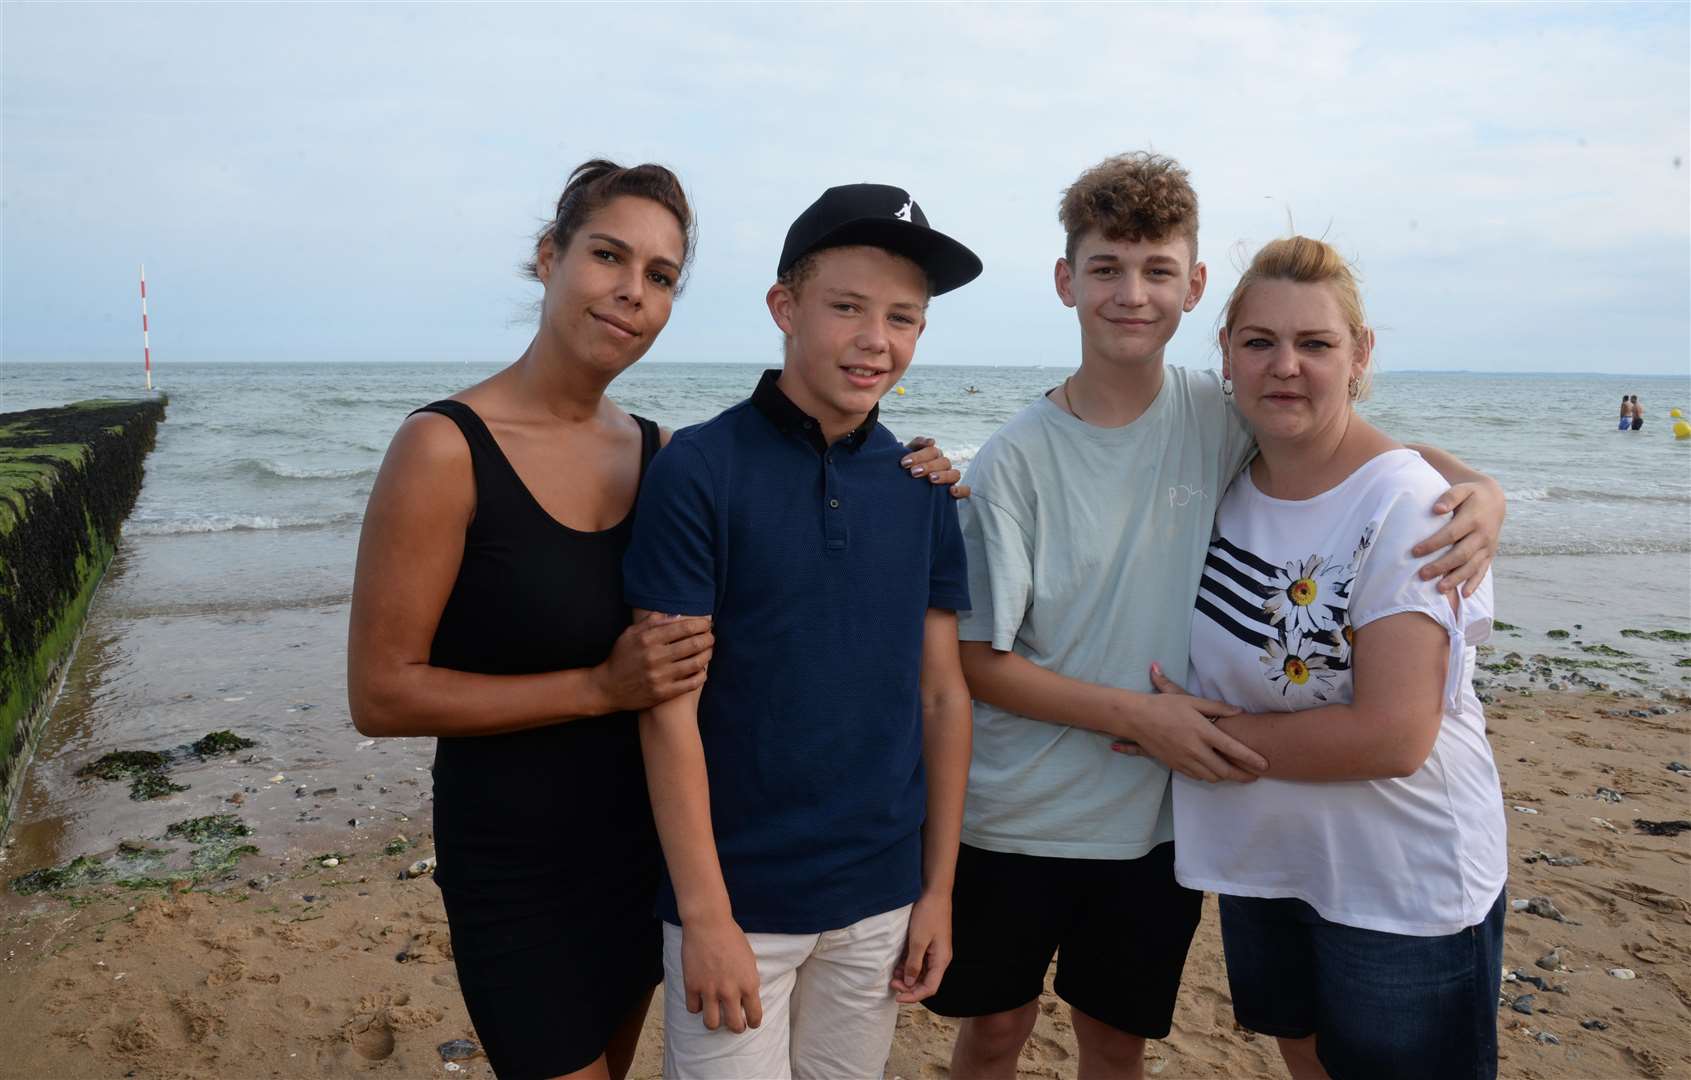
[1619,395,1632,430]
[1632,394,1644,431]
[965,385,980,394]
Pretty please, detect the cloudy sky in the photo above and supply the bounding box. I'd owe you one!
[3,3,1686,374]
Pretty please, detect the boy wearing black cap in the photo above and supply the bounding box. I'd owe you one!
[622,184,981,1078]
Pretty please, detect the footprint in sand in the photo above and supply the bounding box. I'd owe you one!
[344,996,400,1061]
[113,1017,162,1054]
[342,990,445,1061]
[395,927,453,964]
[172,995,225,1043]
[205,957,248,987]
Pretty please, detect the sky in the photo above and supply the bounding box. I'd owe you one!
[2,3,1687,375]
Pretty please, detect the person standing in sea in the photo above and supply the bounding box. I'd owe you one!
[1632,395,1645,431]
[1620,395,1633,431]
[346,160,964,1080]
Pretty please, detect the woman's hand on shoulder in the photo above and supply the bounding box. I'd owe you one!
[595,611,714,713]
[902,436,970,499]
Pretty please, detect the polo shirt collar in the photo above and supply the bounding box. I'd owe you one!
[750,369,879,453]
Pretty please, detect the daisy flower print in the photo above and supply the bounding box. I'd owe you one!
[1262,554,1350,637]
[1260,634,1342,704]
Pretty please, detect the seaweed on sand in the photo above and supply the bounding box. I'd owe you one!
[76,749,168,780]
[75,748,186,800]
[165,814,252,843]
[11,855,108,895]
[1621,629,1691,642]
[191,730,256,757]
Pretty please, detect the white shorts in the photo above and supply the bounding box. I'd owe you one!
[661,904,913,1080]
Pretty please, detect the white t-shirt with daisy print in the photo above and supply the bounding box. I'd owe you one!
[1172,448,1507,937]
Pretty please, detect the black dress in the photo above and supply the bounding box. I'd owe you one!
[414,400,663,1079]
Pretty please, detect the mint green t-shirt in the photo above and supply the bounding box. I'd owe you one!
[957,366,1256,860]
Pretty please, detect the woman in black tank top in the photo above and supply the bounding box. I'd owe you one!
[349,161,965,1080]
[348,162,714,1080]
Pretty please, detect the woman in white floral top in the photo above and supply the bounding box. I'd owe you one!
[1121,236,1508,1080]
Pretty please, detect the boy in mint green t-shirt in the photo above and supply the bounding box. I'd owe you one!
[921,152,1508,1080]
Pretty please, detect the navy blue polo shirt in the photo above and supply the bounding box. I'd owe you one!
[623,369,969,934]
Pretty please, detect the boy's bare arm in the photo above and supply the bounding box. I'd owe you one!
[895,609,971,1003]
[959,643,1265,784]
[635,610,762,1036]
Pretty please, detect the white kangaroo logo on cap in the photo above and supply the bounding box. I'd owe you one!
[894,200,913,222]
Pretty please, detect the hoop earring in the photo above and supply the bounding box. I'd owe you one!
[1222,376,1234,398]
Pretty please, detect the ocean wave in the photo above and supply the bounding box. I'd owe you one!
[1502,538,1691,557]
[110,591,355,618]
[124,512,361,536]
[233,458,376,481]
[1508,486,1689,507]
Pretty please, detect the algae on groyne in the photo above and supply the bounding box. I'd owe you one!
[0,397,166,834]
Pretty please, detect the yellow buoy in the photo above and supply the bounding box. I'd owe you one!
[1671,407,1683,418]
[1674,419,1690,440]
[895,386,906,396]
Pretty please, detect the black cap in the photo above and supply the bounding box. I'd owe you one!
[777,183,983,296]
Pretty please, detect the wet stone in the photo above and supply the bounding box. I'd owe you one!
[1518,897,1571,922]
[1595,787,1623,803]
[1536,950,1562,971]
[1524,850,1583,867]
[438,1040,482,1062]
[1511,995,1537,1015]
[1581,1019,1609,1031]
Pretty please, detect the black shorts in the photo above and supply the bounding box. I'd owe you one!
[922,841,1202,1038]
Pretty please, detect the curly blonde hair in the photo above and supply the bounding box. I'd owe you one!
[1059,152,1199,265]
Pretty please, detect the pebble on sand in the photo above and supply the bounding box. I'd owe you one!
[1609,968,1637,980]
[438,1039,483,1062]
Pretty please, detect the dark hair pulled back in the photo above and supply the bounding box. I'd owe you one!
[523,159,696,290]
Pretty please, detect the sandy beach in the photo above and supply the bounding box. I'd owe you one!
[2,682,1686,1080]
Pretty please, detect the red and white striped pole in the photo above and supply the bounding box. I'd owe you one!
[139,264,153,391]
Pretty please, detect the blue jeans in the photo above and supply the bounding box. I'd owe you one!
[1218,888,1506,1080]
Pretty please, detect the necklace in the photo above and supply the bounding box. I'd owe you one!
[1061,375,1084,423]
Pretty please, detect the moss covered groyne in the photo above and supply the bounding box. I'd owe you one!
[0,397,166,835]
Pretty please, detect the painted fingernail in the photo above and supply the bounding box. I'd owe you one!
[912,467,925,476]
[900,457,913,466]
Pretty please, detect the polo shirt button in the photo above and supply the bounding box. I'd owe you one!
[803,420,814,429]
[829,499,840,509]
